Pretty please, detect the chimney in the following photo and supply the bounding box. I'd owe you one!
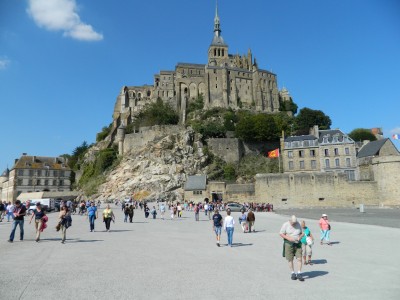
[32,156,36,162]
[310,125,319,138]
[22,153,27,156]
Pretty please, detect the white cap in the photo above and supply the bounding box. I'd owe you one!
[322,214,327,217]
[290,215,297,223]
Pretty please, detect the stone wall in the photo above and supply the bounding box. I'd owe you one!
[123,125,183,154]
[226,184,255,202]
[255,172,379,208]
[372,156,400,206]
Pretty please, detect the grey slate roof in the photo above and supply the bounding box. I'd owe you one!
[210,35,227,46]
[318,129,353,143]
[1,168,9,177]
[357,138,389,158]
[184,175,207,191]
[285,135,317,142]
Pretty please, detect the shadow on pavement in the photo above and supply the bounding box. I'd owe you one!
[67,239,104,243]
[232,243,253,247]
[329,241,340,245]
[106,230,133,233]
[129,222,149,224]
[303,271,329,279]
[311,259,328,264]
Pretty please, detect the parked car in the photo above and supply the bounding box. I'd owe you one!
[27,199,55,212]
[225,202,245,212]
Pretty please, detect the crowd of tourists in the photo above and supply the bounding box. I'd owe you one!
[2,197,332,282]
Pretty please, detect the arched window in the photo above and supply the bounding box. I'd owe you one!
[214,49,217,56]
[222,49,225,56]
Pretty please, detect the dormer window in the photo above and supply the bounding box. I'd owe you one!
[323,135,329,143]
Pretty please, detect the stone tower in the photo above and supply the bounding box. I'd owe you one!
[208,0,228,66]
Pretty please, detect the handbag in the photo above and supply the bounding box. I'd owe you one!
[328,224,331,230]
[306,236,314,246]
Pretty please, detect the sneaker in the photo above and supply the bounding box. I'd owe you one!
[297,273,304,281]
[7,240,13,243]
[291,273,297,280]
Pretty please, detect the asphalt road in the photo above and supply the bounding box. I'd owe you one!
[1,204,399,299]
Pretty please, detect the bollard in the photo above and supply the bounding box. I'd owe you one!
[360,204,365,213]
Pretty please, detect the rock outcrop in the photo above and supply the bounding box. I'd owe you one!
[95,128,207,201]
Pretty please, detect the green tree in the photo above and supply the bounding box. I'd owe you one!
[96,124,112,142]
[253,114,279,141]
[295,107,332,135]
[187,94,204,114]
[235,112,255,141]
[134,98,179,127]
[348,128,377,142]
[223,163,236,181]
[279,99,298,115]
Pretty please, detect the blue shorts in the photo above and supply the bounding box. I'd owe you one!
[214,226,222,236]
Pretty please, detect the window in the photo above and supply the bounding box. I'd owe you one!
[29,170,34,176]
[300,161,305,169]
[53,180,57,186]
[325,159,330,168]
[28,180,32,186]
[18,169,24,176]
[36,180,41,186]
[311,160,317,169]
[335,158,340,167]
[324,149,329,157]
[60,171,65,177]
[54,171,58,177]
[44,180,48,186]
[59,180,64,186]
[288,161,294,170]
[346,158,351,167]
[193,191,203,195]
[299,150,305,158]
[334,148,339,156]
[288,151,293,158]
[345,170,356,181]
[310,150,316,157]
[345,148,350,155]
[17,179,23,186]
[323,137,328,143]
[37,170,42,176]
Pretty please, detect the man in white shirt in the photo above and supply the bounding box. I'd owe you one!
[223,209,235,247]
[279,215,304,281]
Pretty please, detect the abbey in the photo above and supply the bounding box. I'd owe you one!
[113,3,293,126]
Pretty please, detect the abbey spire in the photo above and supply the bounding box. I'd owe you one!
[214,0,221,37]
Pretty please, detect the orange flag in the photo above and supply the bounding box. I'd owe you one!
[268,148,280,158]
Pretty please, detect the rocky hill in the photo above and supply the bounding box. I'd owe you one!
[94,128,208,201]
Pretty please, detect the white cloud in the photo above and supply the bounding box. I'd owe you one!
[0,58,11,70]
[27,0,103,41]
[390,127,400,134]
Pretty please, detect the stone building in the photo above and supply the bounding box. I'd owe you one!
[112,1,294,130]
[357,138,399,181]
[184,175,207,203]
[282,125,358,180]
[1,154,72,202]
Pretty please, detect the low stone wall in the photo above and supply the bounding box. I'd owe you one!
[372,156,400,206]
[255,172,379,208]
[226,183,255,202]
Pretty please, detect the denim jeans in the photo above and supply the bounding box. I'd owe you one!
[226,227,234,246]
[89,215,96,231]
[9,219,24,241]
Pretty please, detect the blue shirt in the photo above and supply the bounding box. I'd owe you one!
[213,213,222,227]
[87,206,97,216]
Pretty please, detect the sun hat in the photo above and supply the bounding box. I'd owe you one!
[322,213,327,217]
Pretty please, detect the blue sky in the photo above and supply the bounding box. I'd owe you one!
[1,0,399,170]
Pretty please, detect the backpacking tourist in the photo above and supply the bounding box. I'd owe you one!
[223,208,235,247]
[300,221,314,265]
[144,204,150,218]
[319,214,331,245]
[8,200,26,242]
[212,209,223,247]
[6,201,15,222]
[160,202,166,220]
[208,202,213,220]
[279,215,304,281]
[102,204,115,232]
[194,204,200,221]
[247,209,255,232]
[57,206,72,244]
[151,206,157,219]
[86,202,98,232]
[28,202,46,242]
[239,209,247,233]
[128,204,134,222]
[123,204,130,222]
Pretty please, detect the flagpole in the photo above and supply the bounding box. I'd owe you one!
[278,149,281,173]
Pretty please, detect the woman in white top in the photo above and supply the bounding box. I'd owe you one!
[223,209,235,247]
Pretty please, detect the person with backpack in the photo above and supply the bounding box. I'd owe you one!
[57,206,72,244]
[151,206,157,219]
[128,204,134,223]
[212,209,223,247]
[124,205,130,222]
[194,204,200,221]
[28,202,46,242]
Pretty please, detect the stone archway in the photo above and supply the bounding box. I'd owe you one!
[189,83,197,99]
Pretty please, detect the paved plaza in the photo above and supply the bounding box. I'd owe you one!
[1,204,399,300]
